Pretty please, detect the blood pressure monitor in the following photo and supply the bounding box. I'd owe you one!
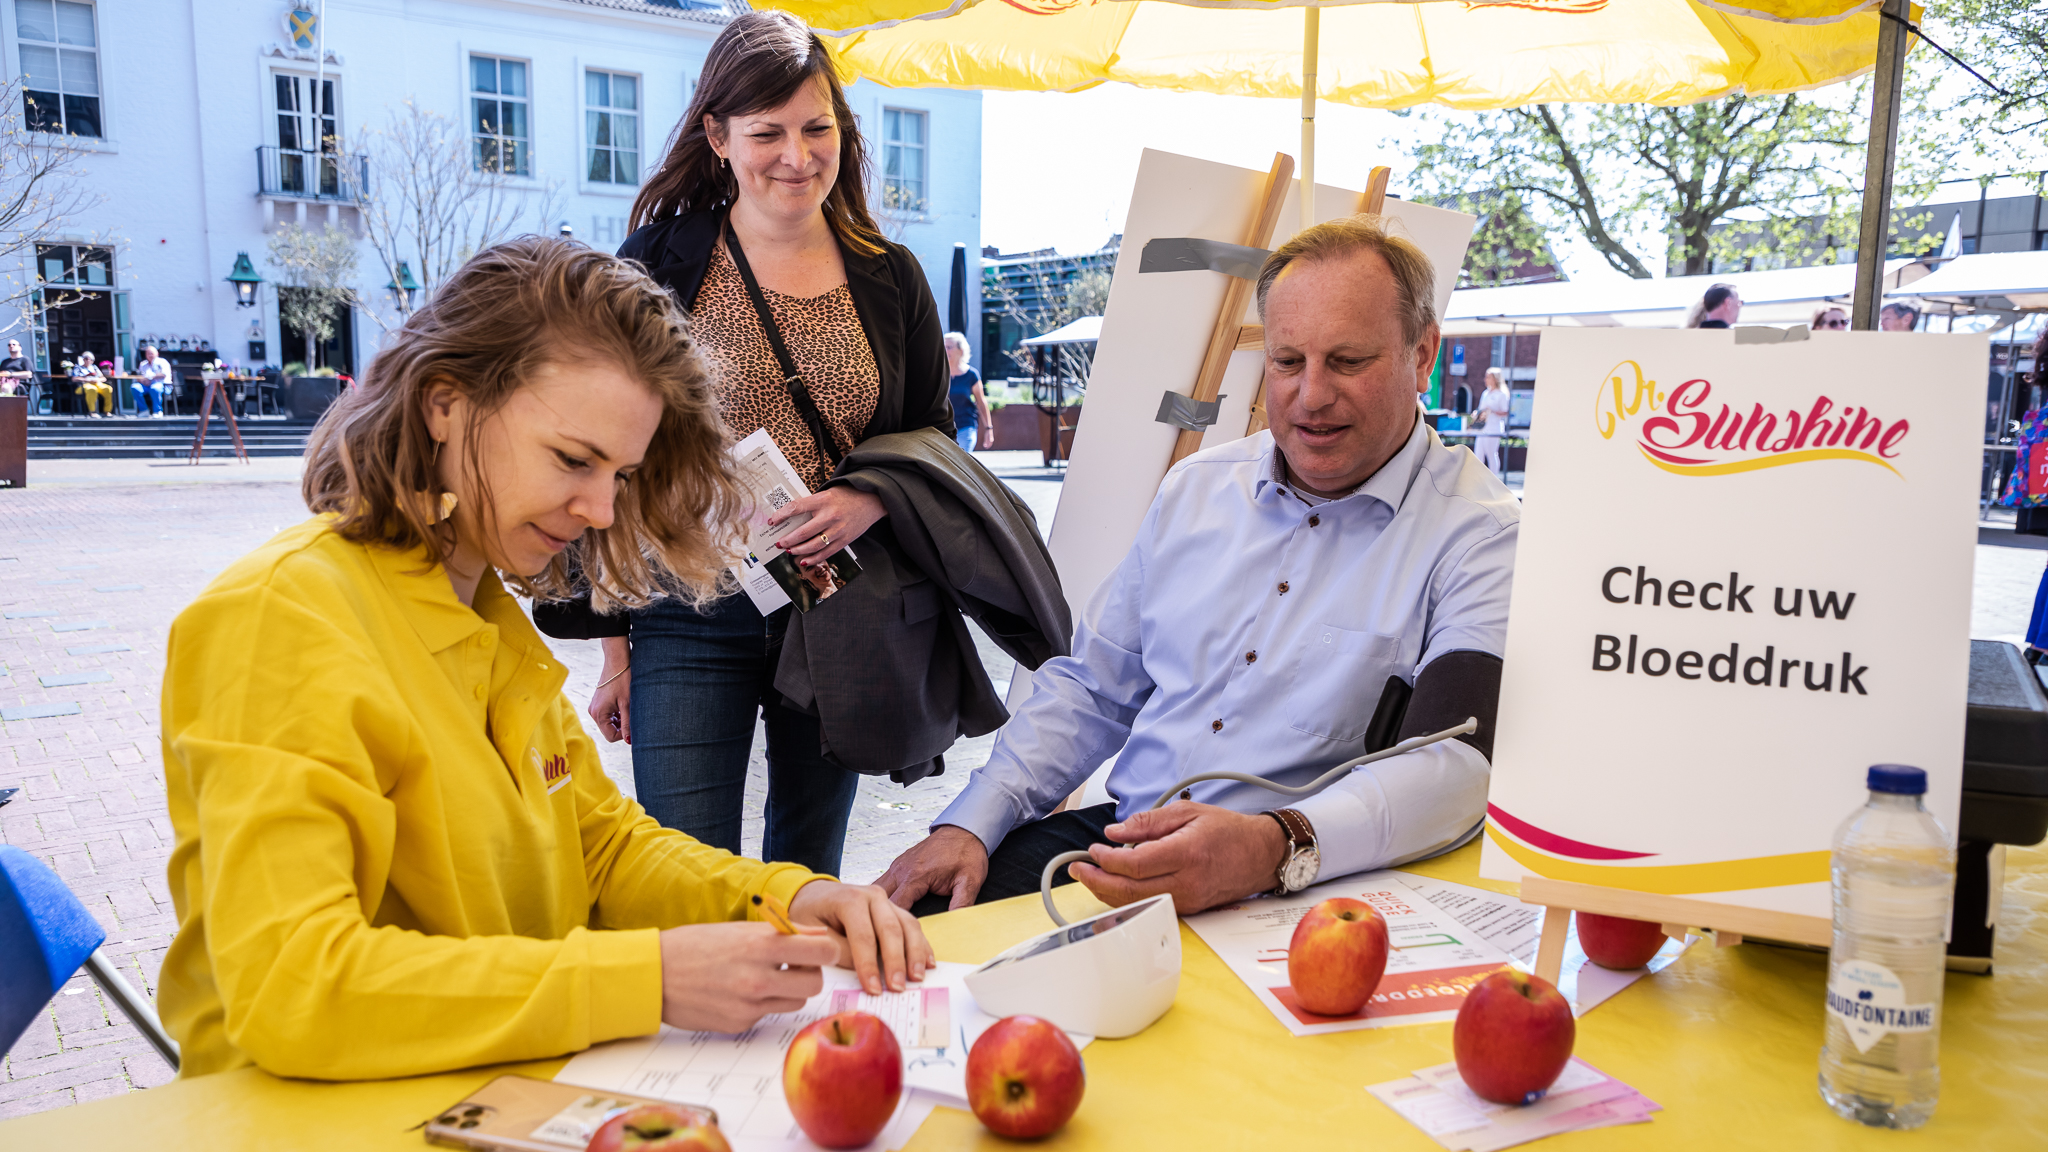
[963,894,1181,1039]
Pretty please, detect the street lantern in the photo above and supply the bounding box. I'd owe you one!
[226,252,263,308]
[387,262,421,312]
[558,220,573,239]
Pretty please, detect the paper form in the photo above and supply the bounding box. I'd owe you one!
[553,962,1091,1150]
[1183,871,1517,1035]
[1397,873,1691,1015]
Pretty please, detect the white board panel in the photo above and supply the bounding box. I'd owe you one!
[1478,329,1984,919]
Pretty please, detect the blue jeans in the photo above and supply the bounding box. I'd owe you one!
[629,592,860,875]
[131,381,164,415]
[955,423,978,452]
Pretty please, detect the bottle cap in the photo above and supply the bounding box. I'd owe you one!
[1867,764,1927,795]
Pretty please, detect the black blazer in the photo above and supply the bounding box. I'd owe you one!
[619,210,955,445]
[532,211,954,640]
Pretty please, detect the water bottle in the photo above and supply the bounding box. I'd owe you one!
[1817,764,1955,1129]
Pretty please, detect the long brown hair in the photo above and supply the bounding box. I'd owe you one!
[630,10,884,255]
[302,237,745,611]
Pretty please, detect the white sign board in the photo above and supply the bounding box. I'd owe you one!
[1480,329,1985,918]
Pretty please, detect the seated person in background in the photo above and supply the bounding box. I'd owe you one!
[70,351,112,416]
[0,339,33,396]
[134,344,174,416]
[159,238,928,1082]
[880,216,1519,917]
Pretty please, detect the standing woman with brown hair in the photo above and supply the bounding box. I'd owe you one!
[537,11,955,876]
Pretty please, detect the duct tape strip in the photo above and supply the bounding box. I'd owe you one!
[1156,390,1224,432]
[1139,237,1271,281]
[1732,324,1812,345]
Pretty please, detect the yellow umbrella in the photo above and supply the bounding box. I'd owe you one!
[814,0,1902,230]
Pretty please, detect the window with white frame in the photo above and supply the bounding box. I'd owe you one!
[470,55,530,176]
[273,73,339,196]
[881,108,926,214]
[15,0,100,138]
[584,69,638,185]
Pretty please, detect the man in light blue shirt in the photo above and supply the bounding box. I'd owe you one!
[880,215,1519,916]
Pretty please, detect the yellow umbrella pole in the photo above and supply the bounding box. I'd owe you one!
[1300,7,1319,233]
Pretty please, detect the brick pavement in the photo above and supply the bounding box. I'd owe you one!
[0,464,1053,1119]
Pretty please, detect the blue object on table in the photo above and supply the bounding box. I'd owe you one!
[2029,565,2048,652]
[0,845,178,1068]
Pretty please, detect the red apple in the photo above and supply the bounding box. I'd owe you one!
[1453,969,1576,1106]
[1577,912,1670,970]
[782,1011,903,1149]
[1286,897,1391,1016]
[585,1103,727,1152]
[966,1015,1086,1139]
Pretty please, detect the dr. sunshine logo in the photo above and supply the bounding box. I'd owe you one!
[1594,360,1911,477]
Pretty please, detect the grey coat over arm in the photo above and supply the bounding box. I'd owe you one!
[775,426,1072,784]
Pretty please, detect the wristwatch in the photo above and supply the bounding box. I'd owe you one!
[1263,808,1321,895]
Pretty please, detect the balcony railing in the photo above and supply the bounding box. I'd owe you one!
[256,145,367,203]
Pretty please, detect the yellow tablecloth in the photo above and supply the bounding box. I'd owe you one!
[2,842,2041,1149]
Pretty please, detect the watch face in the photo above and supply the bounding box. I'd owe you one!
[1281,847,1320,892]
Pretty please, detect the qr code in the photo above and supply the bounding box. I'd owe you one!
[765,486,792,511]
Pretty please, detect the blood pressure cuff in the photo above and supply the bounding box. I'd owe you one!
[1362,649,1503,763]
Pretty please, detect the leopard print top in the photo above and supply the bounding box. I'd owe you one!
[693,243,879,492]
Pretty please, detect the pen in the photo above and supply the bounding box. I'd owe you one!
[752,892,798,935]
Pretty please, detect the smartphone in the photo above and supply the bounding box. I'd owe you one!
[423,1074,717,1152]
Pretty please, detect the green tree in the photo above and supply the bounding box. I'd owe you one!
[1914,1,2048,170]
[1403,94,1875,280]
[266,223,359,372]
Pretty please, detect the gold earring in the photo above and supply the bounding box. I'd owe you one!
[430,439,456,521]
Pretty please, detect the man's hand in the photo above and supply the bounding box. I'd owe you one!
[787,880,935,995]
[1066,802,1289,915]
[657,921,839,1034]
[876,826,989,912]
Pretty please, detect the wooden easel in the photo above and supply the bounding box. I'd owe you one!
[1239,166,1390,438]
[1165,152,1294,467]
[1524,876,1831,984]
[187,373,249,464]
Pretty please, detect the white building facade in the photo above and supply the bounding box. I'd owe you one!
[4,0,981,381]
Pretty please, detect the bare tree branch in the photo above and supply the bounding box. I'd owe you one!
[351,101,564,331]
[0,74,108,342]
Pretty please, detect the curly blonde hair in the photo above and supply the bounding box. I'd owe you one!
[302,236,744,612]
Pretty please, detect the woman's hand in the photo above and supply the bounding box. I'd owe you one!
[657,921,841,1034]
[788,880,934,995]
[977,424,995,450]
[588,635,632,744]
[769,487,885,565]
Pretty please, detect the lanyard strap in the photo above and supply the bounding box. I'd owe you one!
[722,217,845,468]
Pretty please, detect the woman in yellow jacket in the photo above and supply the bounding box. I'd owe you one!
[157,238,931,1081]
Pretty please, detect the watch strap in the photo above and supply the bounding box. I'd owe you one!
[1263,808,1318,895]
[1272,808,1316,852]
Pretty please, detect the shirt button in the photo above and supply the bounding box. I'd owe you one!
[1245,650,1258,664]
[1308,514,1321,527]
[1211,719,1224,732]
[474,684,487,701]
[1277,581,1290,594]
